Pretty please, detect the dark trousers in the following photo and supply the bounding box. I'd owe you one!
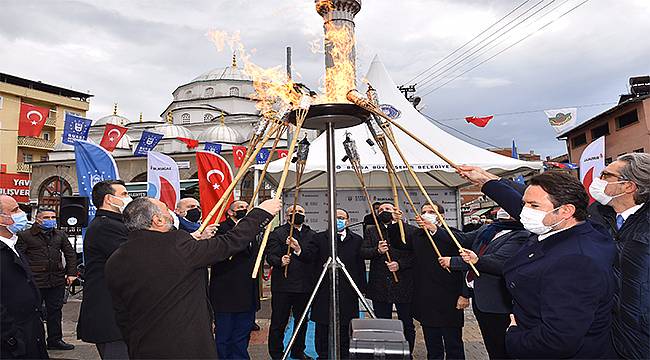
[473,306,510,359]
[422,326,465,360]
[315,321,351,360]
[373,301,416,353]
[215,310,256,360]
[268,292,310,359]
[96,340,129,360]
[39,286,65,343]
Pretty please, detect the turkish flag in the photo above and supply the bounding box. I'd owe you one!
[177,137,199,149]
[232,145,247,168]
[276,149,289,159]
[99,124,128,151]
[465,115,494,128]
[196,151,234,224]
[18,103,49,136]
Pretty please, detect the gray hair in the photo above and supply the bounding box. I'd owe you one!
[618,153,650,204]
[123,197,164,231]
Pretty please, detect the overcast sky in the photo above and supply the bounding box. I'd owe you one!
[1,0,648,158]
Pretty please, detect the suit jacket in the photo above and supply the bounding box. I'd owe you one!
[483,179,617,359]
[361,223,415,303]
[266,222,316,293]
[77,209,128,343]
[448,223,529,313]
[1,240,48,359]
[105,208,273,359]
[302,230,367,324]
[209,217,262,313]
[16,226,77,289]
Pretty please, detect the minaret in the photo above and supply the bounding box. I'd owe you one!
[315,0,362,103]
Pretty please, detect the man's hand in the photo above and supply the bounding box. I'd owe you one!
[415,215,437,232]
[281,255,291,267]
[259,199,282,216]
[385,261,399,272]
[192,223,218,240]
[393,209,403,222]
[509,314,517,327]
[456,296,470,310]
[66,276,77,286]
[460,249,479,265]
[456,165,499,187]
[438,256,451,269]
[377,240,389,254]
[285,237,301,254]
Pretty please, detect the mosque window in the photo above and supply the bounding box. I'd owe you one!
[204,87,214,96]
[229,87,240,96]
[185,90,193,98]
[204,113,214,122]
[181,113,190,124]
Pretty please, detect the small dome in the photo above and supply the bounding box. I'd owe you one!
[153,123,194,139]
[115,134,134,149]
[198,123,245,144]
[93,114,131,127]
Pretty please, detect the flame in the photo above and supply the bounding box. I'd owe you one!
[323,21,356,103]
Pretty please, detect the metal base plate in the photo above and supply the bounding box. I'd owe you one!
[286,103,371,130]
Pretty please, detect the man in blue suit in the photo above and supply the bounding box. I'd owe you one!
[456,167,617,359]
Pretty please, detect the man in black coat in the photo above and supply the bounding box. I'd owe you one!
[266,204,316,359]
[0,194,49,359]
[105,197,280,360]
[77,180,131,359]
[174,197,202,233]
[209,200,263,360]
[16,209,77,350]
[587,153,649,359]
[361,202,416,353]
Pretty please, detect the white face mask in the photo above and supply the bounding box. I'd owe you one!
[421,212,439,225]
[168,209,179,230]
[589,177,626,205]
[519,206,566,235]
[110,195,133,213]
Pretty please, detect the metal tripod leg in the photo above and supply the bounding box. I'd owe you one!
[336,257,376,319]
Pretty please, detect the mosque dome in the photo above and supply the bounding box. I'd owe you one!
[115,134,134,149]
[93,104,131,126]
[192,54,252,82]
[198,123,245,144]
[152,122,194,139]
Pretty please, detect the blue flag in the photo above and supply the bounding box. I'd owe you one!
[204,142,222,154]
[134,130,163,156]
[62,113,92,145]
[256,148,270,164]
[511,139,518,159]
[74,140,119,226]
[514,175,526,185]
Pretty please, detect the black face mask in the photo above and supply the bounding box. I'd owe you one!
[290,213,305,225]
[234,209,247,220]
[378,211,393,224]
[185,208,202,223]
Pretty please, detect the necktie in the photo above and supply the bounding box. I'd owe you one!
[466,243,488,283]
[616,215,625,230]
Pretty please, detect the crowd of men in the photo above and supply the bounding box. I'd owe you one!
[1,152,648,359]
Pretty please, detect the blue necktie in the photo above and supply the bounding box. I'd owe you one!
[616,215,625,230]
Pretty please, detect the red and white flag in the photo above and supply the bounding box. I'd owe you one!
[177,137,199,149]
[232,145,247,168]
[147,151,180,210]
[465,115,494,128]
[276,149,289,159]
[196,151,234,224]
[99,124,128,151]
[579,136,605,204]
[18,103,49,136]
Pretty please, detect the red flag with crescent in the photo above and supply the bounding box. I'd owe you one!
[196,151,234,224]
[232,145,247,168]
[99,124,128,151]
[276,149,289,159]
[465,115,494,128]
[18,103,50,137]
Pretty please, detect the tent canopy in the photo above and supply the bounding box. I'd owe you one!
[256,56,542,190]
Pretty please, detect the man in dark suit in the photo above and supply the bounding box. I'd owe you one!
[362,201,381,233]
[266,204,315,360]
[457,166,617,359]
[291,208,366,360]
[77,180,131,359]
[174,197,202,233]
[105,197,280,360]
[209,200,262,360]
[16,209,77,351]
[0,194,49,359]
[361,202,416,353]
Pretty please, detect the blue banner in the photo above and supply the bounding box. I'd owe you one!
[256,148,270,164]
[74,140,119,226]
[134,130,163,156]
[204,142,222,154]
[511,139,518,160]
[62,113,92,145]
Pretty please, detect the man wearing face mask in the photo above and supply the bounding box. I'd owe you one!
[174,197,202,233]
[16,209,77,351]
[265,205,316,360]
[457,166,617,359]
[77,180,132,359]
[1,195,49,359]
[105,196,280,359]
[587,153,649,359]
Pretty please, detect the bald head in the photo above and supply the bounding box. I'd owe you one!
[175,197,200,216]
[0,195,24,234]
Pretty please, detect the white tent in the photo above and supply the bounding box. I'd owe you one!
[256,56,542,190]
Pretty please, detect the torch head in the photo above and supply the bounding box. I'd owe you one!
[295,136,311,164]
[342,132,360,163]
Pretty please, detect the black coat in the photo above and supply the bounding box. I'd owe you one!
[302,230,367,324]
[1,240,48,359]
[448,223,529,314]
[266,222,316,293]
[77,209,128,344]
[16,226,77,289]
[361,223,414,303]
[105,208,273,359]
[209,217,261,313]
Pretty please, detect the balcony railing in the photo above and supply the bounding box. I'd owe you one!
[44,117,57,127]
[17,136,55,150]
[16,162,32,173]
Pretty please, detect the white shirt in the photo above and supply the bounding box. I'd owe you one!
[466,229,513,288]
[338,229,347,241]
[618,203,644,222]
[0,233,19,257]
[538,225,573,241]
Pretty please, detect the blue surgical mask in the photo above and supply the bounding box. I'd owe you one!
[336,219,346,232]
[7,212,28,234]
[39,219,57,230]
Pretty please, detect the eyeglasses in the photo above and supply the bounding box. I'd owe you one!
[599,170,628,181]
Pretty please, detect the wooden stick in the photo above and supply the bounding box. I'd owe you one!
[247,125,288,209]
[284,162,306,278]
[386,161,406,244]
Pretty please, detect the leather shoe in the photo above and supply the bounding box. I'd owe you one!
[47,340,75,350]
